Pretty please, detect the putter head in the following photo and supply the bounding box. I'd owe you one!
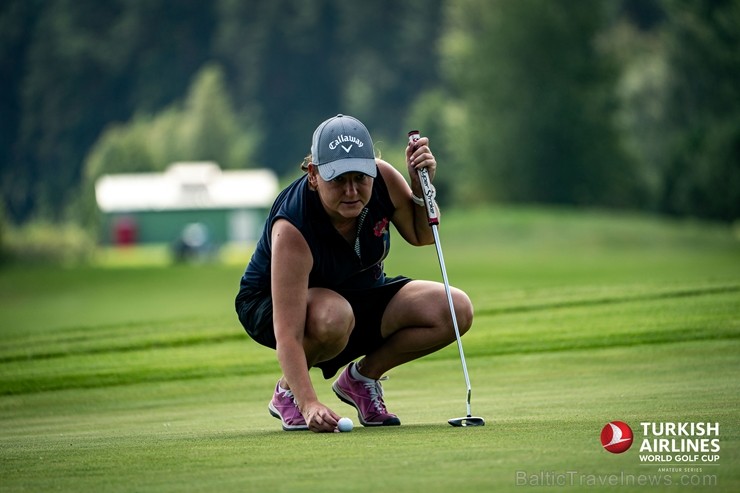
[448,416,485,427]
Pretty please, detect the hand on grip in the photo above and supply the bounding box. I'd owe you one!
[408,130,439,226]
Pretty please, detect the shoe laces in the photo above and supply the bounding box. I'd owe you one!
[362,376,389,413]
[280,388,298,405]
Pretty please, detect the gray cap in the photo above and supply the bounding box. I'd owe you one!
[310,114,377,180]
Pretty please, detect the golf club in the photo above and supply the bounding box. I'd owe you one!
[409,130,485,428]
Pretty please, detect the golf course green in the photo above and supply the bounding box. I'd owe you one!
[1,206,738,492]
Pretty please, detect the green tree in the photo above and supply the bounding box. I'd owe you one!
[0,0,41,220]
[8,0,215,222]
[658,0,740,221]
[441,0,642,207]
[605,15,670,212]
[215,0,444,174]
[83,63,257,183]
[176,63,257,169]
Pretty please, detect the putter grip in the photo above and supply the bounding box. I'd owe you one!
[408,130,439,226]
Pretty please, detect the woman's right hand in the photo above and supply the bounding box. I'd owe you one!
[302,400,341,433]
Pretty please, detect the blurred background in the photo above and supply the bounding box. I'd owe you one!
[1,0,738,264]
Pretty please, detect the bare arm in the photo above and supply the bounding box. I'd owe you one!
[271,219,337,431]
[377,136,438,246]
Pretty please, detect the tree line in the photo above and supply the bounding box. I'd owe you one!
[1,0,738,227]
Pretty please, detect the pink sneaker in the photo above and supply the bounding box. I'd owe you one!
[268,381,308,431]
[332,363,401,426]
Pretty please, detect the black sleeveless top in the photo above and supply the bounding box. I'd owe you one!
[238,169,396,295]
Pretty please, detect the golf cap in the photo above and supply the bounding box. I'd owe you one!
[311,114,377,180]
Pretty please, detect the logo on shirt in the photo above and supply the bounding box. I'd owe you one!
[373,218,389,237]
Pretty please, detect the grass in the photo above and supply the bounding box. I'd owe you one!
[1,205,739,492]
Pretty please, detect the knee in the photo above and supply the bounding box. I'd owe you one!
[305,296,354,347]
[454,290,474,336]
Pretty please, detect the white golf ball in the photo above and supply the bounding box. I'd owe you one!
[337,417,353,432]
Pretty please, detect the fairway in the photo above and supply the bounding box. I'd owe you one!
[1,207,739,492]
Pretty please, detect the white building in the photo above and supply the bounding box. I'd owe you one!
[95,162,278,245]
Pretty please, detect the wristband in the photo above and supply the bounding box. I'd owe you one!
[411,193,425,207]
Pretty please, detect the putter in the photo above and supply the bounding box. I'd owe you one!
[409,131,485,428]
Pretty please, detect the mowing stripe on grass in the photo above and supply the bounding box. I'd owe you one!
[475,283,740,316]
[0,330,243,364]
[2,286,737,396]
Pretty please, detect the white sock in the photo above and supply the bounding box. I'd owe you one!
[350,362,375,383]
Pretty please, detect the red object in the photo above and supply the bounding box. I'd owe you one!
[408,130,420,149]
[601,421,634,454]
[114,217,137,246]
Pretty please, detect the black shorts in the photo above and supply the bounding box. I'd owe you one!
[235,276,412,379]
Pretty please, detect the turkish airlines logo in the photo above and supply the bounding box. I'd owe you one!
[601,421,634,454]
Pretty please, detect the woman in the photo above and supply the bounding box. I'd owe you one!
[236,114,473,432]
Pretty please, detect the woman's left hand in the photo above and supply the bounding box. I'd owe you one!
[406,136,437,185]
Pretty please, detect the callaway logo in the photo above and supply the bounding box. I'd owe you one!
[329,134,364,152]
